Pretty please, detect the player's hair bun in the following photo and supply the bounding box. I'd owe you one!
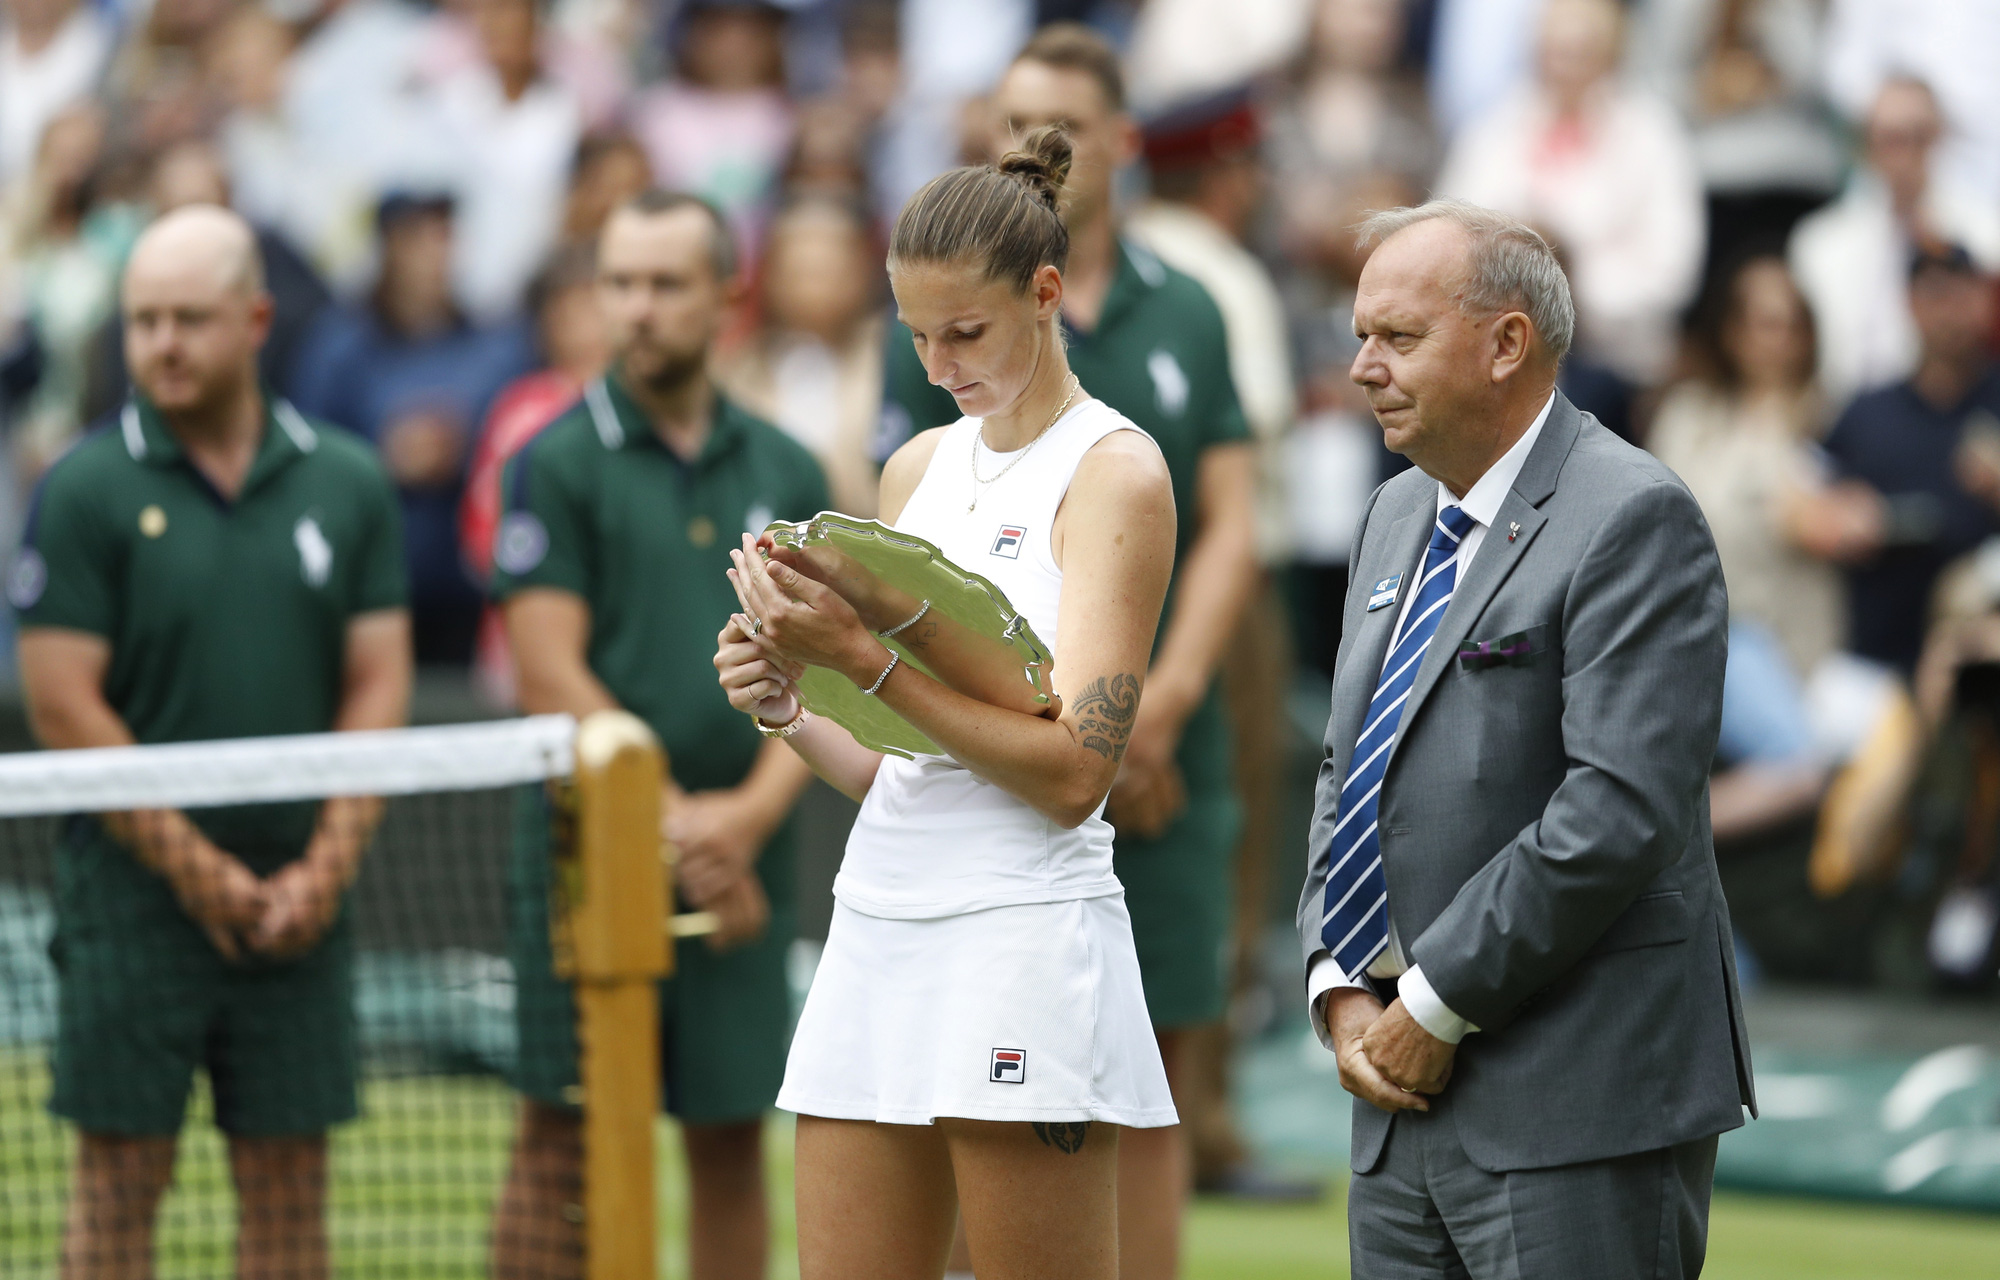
[890,124,1073,292]
[996,125,1073,215]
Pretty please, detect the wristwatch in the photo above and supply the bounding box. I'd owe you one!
[756,706,812,739]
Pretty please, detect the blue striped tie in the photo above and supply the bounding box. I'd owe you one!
[1320,505,1477,978]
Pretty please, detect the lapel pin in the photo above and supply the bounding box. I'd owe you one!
[1507,521,1520,543]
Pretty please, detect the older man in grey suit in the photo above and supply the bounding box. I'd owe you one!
[1297,200,1756,1278]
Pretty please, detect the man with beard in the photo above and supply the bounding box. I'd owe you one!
[489,191,828,1280]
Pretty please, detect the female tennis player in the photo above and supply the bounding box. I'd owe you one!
[714,125,1177,1279]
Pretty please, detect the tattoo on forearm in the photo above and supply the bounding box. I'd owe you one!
[904,619,940,650]
[1072,673,1141,761]
[1032,1121,1091,1154]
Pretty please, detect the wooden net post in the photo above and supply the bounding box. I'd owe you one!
[568,710,670,1280]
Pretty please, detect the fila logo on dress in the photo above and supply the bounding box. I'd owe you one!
[990,1048,1026,1083]
[990,525,1027,559]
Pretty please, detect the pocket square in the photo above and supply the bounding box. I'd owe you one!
[1458,624,1547,670]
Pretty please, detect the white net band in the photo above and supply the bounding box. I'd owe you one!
[0,715,578,817]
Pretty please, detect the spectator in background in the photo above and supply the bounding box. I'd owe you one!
[558,131,654,248]
[1121,0,1312,113]
[101,0,241,158]
[1268,0,1436,228]
[1437,0,1706,385]
[715,195,883,516]
[289,192,535,665]
[2,104,130,481]
[1426,0,1546,141]
[208,4,325,274]
[279,0,440,292]
[780,0,898,209]
[1823,246,2000,676]
[631,0,795,252]
[462,244,607,704]
[0,0,114,194]
[430,0,584,321]
[1823,0,2000,210]
[1630,0,1845,294]
[410,0,630,131]
[1789,78,2000,410]
[1651,255,1846,681]
[81,138,333,425]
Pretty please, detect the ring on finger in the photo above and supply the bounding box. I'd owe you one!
[750,614,764,636]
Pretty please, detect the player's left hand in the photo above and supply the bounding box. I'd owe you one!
[1362,998,1456,1097]
[249,858,343,959]
[667,789,764,908]
[729,534,881,684]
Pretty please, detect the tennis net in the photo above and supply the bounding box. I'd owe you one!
[0,715,587,1278]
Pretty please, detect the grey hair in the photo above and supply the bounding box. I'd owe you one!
[1357,199,1575,364]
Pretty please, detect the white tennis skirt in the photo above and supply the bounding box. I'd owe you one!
[777,895,1179,1128]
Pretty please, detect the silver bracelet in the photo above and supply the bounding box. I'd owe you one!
[878,599,931,639]
[861,650,899,696]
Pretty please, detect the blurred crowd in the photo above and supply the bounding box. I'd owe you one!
[6,0,2000,993]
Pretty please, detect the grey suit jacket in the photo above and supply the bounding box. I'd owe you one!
[1296,393,1756,1175]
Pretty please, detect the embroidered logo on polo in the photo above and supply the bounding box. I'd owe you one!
[294,516,333,588]
[7,548,47,610]
[1147,349,1190,417]
[990,524,1027,559]
[1366,574,1402,612]
[989,1048,1026,1083]
[495,512,550,575]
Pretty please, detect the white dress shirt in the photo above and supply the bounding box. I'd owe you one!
[1308,392,1554,1049]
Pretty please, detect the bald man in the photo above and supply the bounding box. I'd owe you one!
[12,205,412,1280]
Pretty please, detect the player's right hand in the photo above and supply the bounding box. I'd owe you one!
[715,615,804,723]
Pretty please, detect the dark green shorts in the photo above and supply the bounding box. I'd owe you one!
[508,790,794,1124]
[1113,788,1242,1029]
[48,919,358,1138]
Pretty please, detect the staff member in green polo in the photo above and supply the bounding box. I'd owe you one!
[490,190,828,1280]
[12,205,412,1280]
[881,26,1258,1280]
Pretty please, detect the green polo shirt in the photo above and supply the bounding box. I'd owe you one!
[12,396,405,903]
[491,378,830,903]
[884,238,1250,793]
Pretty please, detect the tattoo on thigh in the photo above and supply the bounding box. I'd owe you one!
[1072,674,1140,761]
[1031,1121,1091,1154]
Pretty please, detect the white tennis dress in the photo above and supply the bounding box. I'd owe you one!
[776,398,1178,1128]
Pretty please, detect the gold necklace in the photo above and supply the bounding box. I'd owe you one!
[969,375,1080,512]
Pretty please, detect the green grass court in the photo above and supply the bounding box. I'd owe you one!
[5,1057,2000,1278]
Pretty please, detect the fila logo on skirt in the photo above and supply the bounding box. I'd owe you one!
[990,1048,1027,1083]
[990,525,1027,558]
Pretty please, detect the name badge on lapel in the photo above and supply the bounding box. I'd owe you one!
[1366,574,1402,612]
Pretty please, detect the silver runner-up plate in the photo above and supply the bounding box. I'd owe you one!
[763,513,1059,759]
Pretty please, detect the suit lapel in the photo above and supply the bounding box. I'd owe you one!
[1327,494,1435,766]
[1386,394,1583,770]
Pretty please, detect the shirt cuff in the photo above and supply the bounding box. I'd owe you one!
[1397,964,1478,1045]
[1304,951,1362,1051]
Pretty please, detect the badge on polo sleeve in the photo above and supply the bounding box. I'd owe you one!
[495,511,549,575]
[1366,574,1402,612]
[7,548,47,610]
